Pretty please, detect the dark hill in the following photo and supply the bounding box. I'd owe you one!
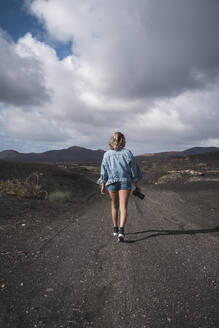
[183,147,219,156]
[0,146,105,163]
[1,145,219,163]
[137,146,219,160]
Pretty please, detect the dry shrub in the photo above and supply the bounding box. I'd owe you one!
[0,172,47,199]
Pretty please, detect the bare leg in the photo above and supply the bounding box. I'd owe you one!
[108,190,119,227]
[118,189,131,228]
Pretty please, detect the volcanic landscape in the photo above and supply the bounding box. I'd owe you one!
[0,147,219,328]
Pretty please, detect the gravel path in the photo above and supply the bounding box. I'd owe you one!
[1,184,219,327]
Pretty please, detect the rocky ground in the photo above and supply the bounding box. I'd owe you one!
[138,151,219,185]
[0,159,219,327]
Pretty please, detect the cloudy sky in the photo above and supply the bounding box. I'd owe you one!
[0,0,219,155]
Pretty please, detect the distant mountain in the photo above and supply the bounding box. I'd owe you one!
[137,146,219,160]
[0,150,20,158]
[137,151,182,159]
[182,147,219,156]
[1,145,219,163]
[0,146,105,163]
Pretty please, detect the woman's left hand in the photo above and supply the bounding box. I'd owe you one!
[101,183,106,194]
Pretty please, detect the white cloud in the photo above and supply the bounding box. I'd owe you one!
[0,29,50,107]
[1,1,219,154]
[0,106,69,142]
[30,0,219,99]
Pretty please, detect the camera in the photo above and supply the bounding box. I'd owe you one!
[132,188,145,200]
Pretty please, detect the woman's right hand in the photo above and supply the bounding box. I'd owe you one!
[101,183,106,194]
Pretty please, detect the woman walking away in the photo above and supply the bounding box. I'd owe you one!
[97,132,143,242]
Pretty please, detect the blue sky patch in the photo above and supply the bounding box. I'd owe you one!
[0,0,44,41]
[0,0,72,60]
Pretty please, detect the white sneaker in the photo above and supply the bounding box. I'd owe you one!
[118,232,125,242]
[113,227,119,236]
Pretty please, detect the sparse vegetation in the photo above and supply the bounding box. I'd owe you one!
[48,190,72,203]
[0,172,47,199]
[138,155,219,184]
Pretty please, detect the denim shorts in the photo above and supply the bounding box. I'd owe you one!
[107,181,132,191]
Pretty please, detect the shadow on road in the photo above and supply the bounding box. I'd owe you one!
[124,226,219,243]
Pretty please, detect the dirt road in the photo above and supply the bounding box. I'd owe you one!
[1,183,219,327]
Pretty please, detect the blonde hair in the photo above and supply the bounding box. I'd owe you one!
[109,132,126,151]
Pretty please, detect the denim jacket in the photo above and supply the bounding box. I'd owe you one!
[97,147,143,186]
